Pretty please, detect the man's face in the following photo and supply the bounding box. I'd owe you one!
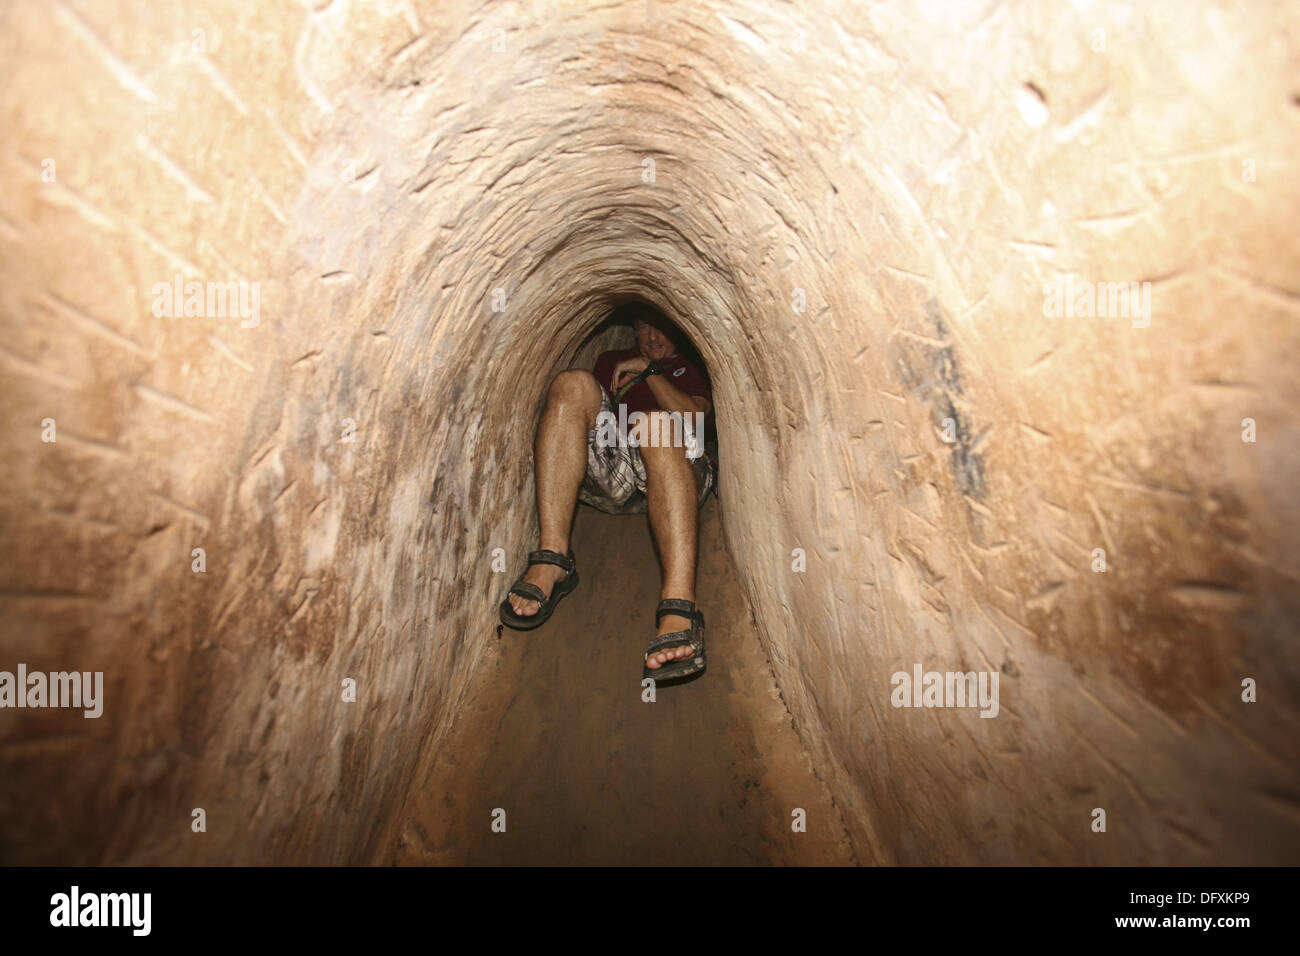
[634,320,677,361]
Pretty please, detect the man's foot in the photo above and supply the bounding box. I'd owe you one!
[506,560,569,618]
[645,610,696,669]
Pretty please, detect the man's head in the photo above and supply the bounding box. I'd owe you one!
[632,314,678,362]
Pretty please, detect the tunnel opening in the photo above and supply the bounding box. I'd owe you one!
[568,296,720,475]
[387,292,842,865]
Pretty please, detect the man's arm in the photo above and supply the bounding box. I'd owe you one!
[644,370,711,418]
[592,352,616,398]
[609,356,712,417]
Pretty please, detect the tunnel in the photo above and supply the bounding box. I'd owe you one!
[1,0,1298,867]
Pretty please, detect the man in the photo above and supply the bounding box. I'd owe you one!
[498,304,716,682]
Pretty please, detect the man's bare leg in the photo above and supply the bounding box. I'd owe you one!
[639,412,700,668]
[508,369,601,618]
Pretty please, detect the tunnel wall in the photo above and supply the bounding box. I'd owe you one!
[1,0,1297,864]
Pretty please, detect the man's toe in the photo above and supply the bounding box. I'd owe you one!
[650,644,686,665]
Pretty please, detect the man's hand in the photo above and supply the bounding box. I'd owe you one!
[610,356,650,393]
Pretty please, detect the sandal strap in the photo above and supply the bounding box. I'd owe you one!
[645,630,703,660]
[655,598,701,625]
[527,549,575,573]
[508,581,549,605]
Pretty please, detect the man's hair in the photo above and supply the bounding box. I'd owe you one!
[623,302,666,329]
[611,301,680,352]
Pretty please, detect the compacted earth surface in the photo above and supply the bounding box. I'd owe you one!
[388,495,858,865]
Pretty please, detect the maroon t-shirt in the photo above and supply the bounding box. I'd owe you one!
[592,348,713,426]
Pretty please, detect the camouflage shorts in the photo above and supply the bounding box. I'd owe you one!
[577,391,715,515]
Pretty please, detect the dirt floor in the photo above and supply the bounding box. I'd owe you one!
[387,493,858,865]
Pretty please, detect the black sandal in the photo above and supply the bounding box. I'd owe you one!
[642,598,706,682]
[499,549,579,630]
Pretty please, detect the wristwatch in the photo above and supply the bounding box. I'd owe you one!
[614,361,660,403]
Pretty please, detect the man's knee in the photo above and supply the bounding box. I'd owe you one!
[548,369,599,401]
[546,369,601,420]
[638,412,692,469]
